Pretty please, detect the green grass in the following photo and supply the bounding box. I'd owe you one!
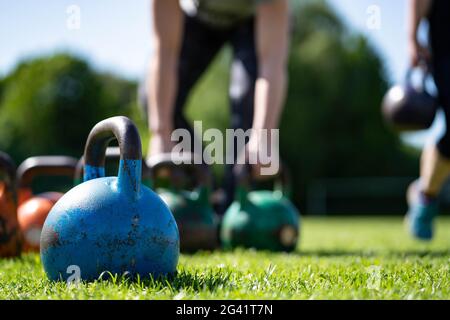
[1,217,449,300]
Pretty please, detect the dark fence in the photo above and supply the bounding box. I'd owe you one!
[307,177,450,215]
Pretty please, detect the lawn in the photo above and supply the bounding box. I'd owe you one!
[0,217,449,300]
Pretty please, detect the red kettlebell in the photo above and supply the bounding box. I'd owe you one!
[17,156,78,252]
[0,151,22,258]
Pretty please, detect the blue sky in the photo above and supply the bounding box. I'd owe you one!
[1,0,408,81]
[330,0,408,82]
[0,0,151,80]
[0,0,442,147]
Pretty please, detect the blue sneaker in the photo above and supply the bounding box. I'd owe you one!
[406,181,438,241]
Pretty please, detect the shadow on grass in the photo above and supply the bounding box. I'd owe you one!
[160,269,234,292]
[295,249,450,258]
[92,268,235,293]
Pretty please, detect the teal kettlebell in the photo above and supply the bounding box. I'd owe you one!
[41,116,179,281]
[221,164,300,252]
[148,153,219,252]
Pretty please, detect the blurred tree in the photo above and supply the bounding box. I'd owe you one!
[0,54,138,163]
[281,0,419,207]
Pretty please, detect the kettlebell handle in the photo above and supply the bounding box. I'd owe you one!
[0,151,17,189]
[234,162,292,199]
[83,116,143,198]
[74,147,150,184]
[75,147,121,182]
[17,156,78,189]
[406,61,433,92]
[147,153,212,189]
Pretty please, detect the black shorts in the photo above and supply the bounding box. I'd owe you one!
[173,15,258,212]
[173,14,257,141]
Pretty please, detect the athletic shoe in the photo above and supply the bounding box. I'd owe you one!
[405,180,438,241]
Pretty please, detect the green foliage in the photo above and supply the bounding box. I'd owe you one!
[281,1,419,207]
[0,54,138,163]
[1,217,449,299]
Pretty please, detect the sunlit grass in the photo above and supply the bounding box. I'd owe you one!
[1,217,449,299]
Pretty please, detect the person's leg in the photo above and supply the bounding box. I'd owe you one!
[422,57,450,195]
[434,57,450,160]
[220,19,258,214]
[407,56,450,240]
[172,16,228,153]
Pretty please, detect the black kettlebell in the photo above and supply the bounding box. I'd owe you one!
[382,65,438,132]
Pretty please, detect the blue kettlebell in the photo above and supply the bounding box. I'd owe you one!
[40,116,179,281]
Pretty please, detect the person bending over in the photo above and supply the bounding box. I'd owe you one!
[146,0,290,211]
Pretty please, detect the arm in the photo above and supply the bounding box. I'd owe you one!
[248,0,290,176]
[408,0,432,66]
[147,0,183,156]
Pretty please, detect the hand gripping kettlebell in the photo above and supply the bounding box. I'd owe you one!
[220,164,300,252]
[40,116,179,281]
[0,151,22,257]
[148,153,219,252]
[17,156,78,252]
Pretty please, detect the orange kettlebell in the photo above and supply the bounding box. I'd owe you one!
[0,151,22,258]
[17,156,78,252]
